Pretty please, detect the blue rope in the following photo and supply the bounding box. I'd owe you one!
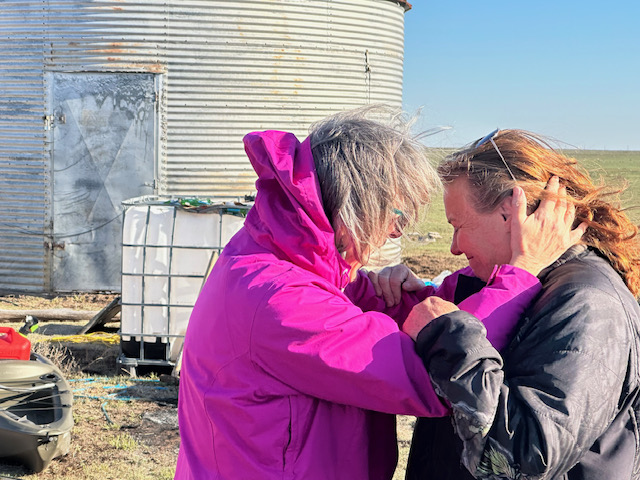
[70,377,174,423]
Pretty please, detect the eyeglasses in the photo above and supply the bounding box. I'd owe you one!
[389,208,406,239]
[473,128,517,182]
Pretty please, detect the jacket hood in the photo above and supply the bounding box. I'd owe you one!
[243,130,351,288]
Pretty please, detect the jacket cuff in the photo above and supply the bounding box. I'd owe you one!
[415,311,504,439]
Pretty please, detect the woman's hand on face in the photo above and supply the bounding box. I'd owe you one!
[367,265,425,307]
[403,297,459,341]
[509,176,588,276]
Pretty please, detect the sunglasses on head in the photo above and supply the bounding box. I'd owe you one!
[473,128,517,182]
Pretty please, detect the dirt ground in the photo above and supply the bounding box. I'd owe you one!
[0,253,464,479]
[403,251,469,279]
[0,293,178,480]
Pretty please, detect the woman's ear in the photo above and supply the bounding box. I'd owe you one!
[498,195,513,229]
[333,219,347,251]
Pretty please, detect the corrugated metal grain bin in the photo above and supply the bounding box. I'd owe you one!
[0,0,410,293]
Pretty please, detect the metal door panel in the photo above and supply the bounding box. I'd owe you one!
[51,73,157,291]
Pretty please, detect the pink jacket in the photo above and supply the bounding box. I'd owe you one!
[175,131,541,479]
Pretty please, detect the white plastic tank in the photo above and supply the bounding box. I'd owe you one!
[120,196,249,365]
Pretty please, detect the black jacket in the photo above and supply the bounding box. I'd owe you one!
[408,247,640,479]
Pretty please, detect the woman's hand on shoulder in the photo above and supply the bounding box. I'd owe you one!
[509,176,587,276]
[367,265,425,307]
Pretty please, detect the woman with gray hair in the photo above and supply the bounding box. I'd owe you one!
[175,111,581,479]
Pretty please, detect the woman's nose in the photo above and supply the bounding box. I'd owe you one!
[450,233,462,256]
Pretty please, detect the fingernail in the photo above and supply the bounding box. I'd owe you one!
[512,187,522,205]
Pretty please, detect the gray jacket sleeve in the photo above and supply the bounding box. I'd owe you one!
[417,285,632,479]
[414,310,505,465]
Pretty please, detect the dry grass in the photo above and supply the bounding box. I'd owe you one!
[0,355,179,479]
[403,251,469,279]
[0,294,117,311]
[30,341,79,378]
[0,295,180,480]
[394,416,416,480]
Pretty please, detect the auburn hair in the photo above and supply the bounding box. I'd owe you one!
[438,129,640,297]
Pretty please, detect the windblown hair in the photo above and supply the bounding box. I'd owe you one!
[438,129,640,297]
[309,106,441,265]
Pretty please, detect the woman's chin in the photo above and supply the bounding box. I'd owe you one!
[468,264,490,283]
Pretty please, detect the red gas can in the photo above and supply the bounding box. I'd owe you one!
[0,326,31,360]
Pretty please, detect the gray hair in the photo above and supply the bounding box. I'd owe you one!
[309,106,441,264]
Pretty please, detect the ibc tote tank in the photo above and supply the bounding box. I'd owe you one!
[0,0,411,293]
[119,196,249,371]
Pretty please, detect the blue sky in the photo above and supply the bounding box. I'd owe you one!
[402,1,640,150]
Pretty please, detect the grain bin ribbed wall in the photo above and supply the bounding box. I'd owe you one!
[162,0,407,196]
[0,4,48,292]
[0,0,409,293]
